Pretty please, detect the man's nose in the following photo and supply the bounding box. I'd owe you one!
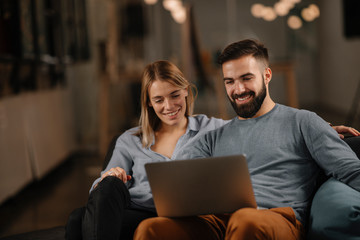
[234,80,245,94]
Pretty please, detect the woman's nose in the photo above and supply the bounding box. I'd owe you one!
[164,98,173,110]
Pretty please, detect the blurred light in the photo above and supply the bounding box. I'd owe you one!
[301,4,320,22]
[280,0,295,9]
[163,0,182,11]
[171,6,186,23]
[309,4,320,18]
[286,0,301,4]
[144,0,158,5]
[251,3,265,18]
[287,15,302,29]
[274,2,290,16]
[262,7,277,21]
[301,8,314,21]
[250,0,318,30]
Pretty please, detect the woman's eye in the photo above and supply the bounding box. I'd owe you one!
[172,94,180,98]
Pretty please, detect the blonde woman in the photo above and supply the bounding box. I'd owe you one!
[68,61,228,240]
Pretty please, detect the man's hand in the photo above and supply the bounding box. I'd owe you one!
[332,125,360,139]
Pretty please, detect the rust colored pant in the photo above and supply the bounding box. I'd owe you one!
[134,207,304,240]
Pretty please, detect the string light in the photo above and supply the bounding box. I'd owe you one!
[144,0,186,24]
[144,0,158,5]
[251,1,320,29]
[171,6,186,23]
[262,7,277,21]
[301,4,320,22]
[288,15,302,29]
[163,0,181,11]
[251,3,265,18]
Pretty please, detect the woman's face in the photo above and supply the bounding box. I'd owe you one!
[148,79,188,128]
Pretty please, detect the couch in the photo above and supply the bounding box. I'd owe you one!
[1,136,359,240]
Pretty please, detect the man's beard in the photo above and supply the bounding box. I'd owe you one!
[228,81,267,119]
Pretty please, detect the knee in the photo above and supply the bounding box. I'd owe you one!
[226,208,265,238]
[230,208,261,228]
[96,176,126,196]
[134,217,173,240]
[92,176,130,204]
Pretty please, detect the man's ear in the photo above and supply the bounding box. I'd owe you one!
[264,68,272,85]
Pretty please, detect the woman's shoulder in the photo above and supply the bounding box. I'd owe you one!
[115,126,141,143]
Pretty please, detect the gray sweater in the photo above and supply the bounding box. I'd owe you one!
[177,104,360,224]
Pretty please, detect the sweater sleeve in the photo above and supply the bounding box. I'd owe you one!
[89,133,134,192]
[300,111,360,191]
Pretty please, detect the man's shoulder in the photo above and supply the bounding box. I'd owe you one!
[197,117,237,139]
[190,114,230,131]
[276,104,317,119]
[274,104,325,133]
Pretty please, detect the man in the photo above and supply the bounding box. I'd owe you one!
[133,39,360,239]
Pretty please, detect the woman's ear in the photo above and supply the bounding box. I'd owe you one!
[184,87,189,97]
[148,101,153,107]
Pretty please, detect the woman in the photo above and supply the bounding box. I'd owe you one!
[66,60,359,240]
[66,60,228,240]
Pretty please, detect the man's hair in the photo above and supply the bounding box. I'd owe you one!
[136,60,196,148]
[218,39,269,68]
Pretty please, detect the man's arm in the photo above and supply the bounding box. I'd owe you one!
[303,113,360,191]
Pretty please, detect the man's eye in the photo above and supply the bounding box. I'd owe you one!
[225,80,233,85]
[243,77,252,81]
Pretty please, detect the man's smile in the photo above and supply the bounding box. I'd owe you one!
[233,92,254,104]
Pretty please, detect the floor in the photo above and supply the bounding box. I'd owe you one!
[0,152,103,238]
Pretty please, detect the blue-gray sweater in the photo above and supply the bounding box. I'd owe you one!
[178,104,360,224]
[90,115,228,211]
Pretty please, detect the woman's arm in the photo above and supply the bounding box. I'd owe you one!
[332,125,360,139]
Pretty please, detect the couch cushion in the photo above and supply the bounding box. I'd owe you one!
[307,178,360,240]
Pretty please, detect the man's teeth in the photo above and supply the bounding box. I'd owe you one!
[237,95,251,101]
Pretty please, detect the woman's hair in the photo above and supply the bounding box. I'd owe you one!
[136,60,196,148]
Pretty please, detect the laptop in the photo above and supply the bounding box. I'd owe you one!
[145,154,257,217]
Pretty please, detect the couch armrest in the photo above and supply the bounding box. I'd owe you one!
[307,178,360,240]
[307,136,360,240]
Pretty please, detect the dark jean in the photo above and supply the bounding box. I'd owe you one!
[65,176,157,240]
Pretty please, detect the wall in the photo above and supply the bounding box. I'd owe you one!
[42,0,360,151]
[177,0,320,116]
[318,0,360,115]
[0,88,77,204]
[65,0,108,151]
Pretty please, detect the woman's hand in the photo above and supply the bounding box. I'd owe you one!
[332,125,360,139]
[101,167,132,183]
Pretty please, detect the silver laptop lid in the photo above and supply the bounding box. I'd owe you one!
[145,154,257,217]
